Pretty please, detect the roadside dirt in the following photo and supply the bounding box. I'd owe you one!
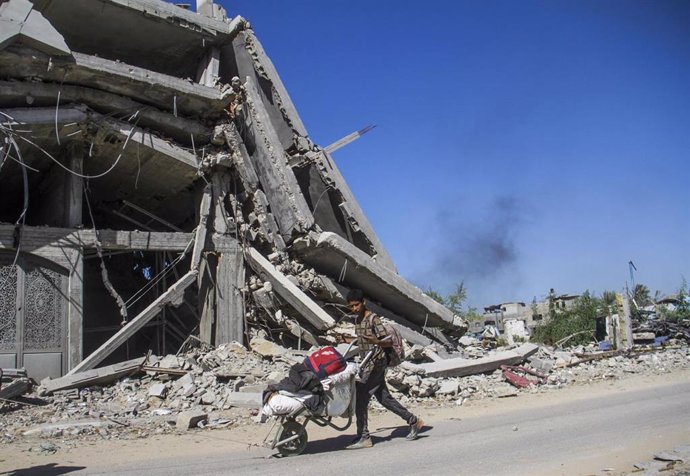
[2,368,689,474]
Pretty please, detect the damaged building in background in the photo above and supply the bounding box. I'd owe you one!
[0,0,467,382]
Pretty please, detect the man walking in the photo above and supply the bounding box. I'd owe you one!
[345,289,424,449]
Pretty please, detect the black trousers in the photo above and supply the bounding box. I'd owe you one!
[355,364,416,439]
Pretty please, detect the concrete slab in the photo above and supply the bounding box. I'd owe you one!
[0,45,226,118]
[0,0,70,56]
[40,357,147,394]
[0,79,204,147]
[32,0,243,39]
[411,343,539,378]
[2,106,200,169]
[293,232,456,329]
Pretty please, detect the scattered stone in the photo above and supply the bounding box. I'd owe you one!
[40,443,58,454]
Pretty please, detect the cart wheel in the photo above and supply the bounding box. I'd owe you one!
[276,420,308,456]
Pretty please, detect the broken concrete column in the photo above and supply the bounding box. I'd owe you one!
[238,76,314,240]
[215,250,245,344]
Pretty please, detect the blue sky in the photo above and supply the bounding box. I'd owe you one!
[214,0,689,308]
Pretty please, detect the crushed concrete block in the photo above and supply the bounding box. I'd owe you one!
[238,384,266,393]
[228,380,245,392]
[182,383,197,398]
[250,336,288,358]
[423,347,445,362]
[493,384,518,398]
[201,391,216,405]
[176,411,208,429]
[402,374,421,389]
[224,391,263,408]
[407,345,426,360]
[528,357,554,373]
[409,378,438,397]
[148,383,168,398]
[436,380,461,396]
[553,351,574,365]
[459,335,480,347]
[173,373,194,391]
[633,332,656,342]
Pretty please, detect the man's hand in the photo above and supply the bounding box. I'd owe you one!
[363,334,393,348]
[335,334,354,344]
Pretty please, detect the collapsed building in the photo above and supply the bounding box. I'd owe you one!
[0,0,467,383]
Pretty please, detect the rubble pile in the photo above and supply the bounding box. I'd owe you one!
[383,344,690,406]
[1,342,292,446]
[3,339,689,448]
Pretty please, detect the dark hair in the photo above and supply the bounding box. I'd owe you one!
[346,288,364,302]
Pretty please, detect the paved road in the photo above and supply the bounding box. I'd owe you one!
[74,381,690,476]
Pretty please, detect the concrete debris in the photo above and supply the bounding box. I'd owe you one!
[40,358,150,395]
[177,411,208,430]
[249,336,288,358]
[0,339,688,447]
[0,377,32,399]
[148,383,168,399]
[631,445,690,476]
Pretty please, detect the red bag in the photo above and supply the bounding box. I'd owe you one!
[303,346,346,379]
